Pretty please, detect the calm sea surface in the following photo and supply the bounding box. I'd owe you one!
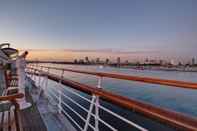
[38,64,197,131]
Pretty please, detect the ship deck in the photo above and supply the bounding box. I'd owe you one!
[27,78,77,131]
[19,88,47,131]
[1,63,197,131]
[0,69,76,131]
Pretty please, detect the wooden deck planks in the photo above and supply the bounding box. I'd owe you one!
[19,89,47,131]
[28,77,77,131]
[0,108,16,131]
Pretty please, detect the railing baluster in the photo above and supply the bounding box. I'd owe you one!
[38,66,43,87]
[33,65,36,81]
[84,72,103,131]
[58,70,64,114]
[44,68,50,97]
[35,63,39,85]
[30,65,34,79]
[58,90,62,114]
[95,77,102,131]
[83,95,96,131]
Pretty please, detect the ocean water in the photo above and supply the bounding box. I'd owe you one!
[37,64,197,131]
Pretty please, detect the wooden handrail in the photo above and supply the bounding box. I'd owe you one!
[30,66,197,89]
[27,69,197,131]
[0,93,24,101]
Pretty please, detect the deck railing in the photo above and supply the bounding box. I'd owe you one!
[26,64,197,131]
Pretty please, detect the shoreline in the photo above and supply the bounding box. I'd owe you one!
[28,61,197,73]
[115,66,197,73]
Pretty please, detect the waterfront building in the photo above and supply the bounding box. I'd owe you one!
[117,57,121,67]
[105,58,110,65]
[74,59,78,64]
[145,58,149,63]
[170,59,175,65]
[125,60,129,65]
[85,56,90,64]
[159,60,164,66]
[192,57,195,65]
[78,59,85,64]
[96,58,100,64]
[144,59,158,65]
[178,61,183,66]
[91,59,95,64]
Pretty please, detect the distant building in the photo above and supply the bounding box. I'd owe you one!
[145,58,149,63]
[117,57,121,67]
[105,58,110,65]
[192,57,195,65]
[144,59,158,65]
[90,59,95,64]
[78,59,84,64]
[85,56,90,64]
[178,61,182,66]
[170,59,175,65]
[159,60,164,66]
[96,58,100,64]
[124,60,129,65]
[136,61,140,66]
[74,59,78,64]
[186,61,191,67]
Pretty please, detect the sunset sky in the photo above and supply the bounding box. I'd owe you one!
[0,0,197,62]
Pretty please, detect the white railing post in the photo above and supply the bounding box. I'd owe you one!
[95,76,102,131]
[58,70,64,114]
[38,66,43,87]
[29,64,34,79]
[36,63,39,85]
[58,90,62,114]
[31,68,34,79]
[34,68,37,83]
[34,64,37,85]
[32,65,36,81]
[84,77,102,131]
[44,68,49,95]
[83,95,96,131]
[40,67,49,97]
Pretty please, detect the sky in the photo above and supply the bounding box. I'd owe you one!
[0,0,197,62]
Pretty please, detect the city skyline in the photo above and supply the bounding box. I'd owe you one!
[24,49,196,64]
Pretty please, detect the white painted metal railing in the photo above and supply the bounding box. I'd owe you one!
[26,64,148,131]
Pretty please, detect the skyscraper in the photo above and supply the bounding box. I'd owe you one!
[117,57,121,67]
[105,58,110,65]
[85,56,89,64]
[192,57,195,65]
[96,58,100,64]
